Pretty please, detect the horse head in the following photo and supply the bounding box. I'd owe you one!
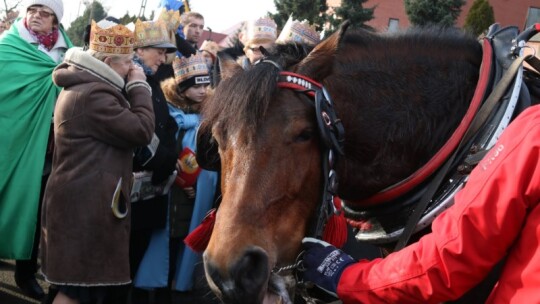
[200,23,482,303]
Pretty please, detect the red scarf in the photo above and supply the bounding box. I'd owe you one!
[23,17,59,51]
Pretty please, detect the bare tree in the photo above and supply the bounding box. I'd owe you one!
[2,0,21,21]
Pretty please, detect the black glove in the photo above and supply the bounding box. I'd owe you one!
[300,237,355,298]
[150,146,177,185]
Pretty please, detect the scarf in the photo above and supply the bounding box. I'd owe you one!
[23,17,59,51]
[133,55,154,76]
[0,21,73,259]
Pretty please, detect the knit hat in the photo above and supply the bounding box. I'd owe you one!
[173,53,210,92]
[26,0,64,22]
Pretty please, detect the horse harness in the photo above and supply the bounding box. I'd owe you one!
[337,23,540,251]
[268,24,540,298]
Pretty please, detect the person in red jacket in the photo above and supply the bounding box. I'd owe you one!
[301,104,540,304]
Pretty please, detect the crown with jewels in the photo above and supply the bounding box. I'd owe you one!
[245,17,277,44]
[276,17,320,46]
[133,19,172,49]
[157,8,181,33]
[173,53,210,85]
[89,20,135,55]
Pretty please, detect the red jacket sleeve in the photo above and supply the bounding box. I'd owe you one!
[337,105,540,304]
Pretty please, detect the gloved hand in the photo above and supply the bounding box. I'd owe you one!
[299,237,356,298]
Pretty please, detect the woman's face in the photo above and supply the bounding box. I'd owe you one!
[183,84,208,103]
[136,47,167,74]
[26,5,55,35]
[107,55,134,79]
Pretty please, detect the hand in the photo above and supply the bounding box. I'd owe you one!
[127,64,146,82]
[299,237,355,298]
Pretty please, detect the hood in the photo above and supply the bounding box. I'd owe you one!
[53,48,125,91]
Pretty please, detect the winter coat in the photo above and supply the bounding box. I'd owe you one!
[338,104,540,304]
[40,48,154,286]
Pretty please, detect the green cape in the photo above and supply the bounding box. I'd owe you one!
[0,21,73,259]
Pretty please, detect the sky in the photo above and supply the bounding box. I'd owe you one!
[62,0,277,32]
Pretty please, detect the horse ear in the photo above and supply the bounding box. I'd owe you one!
[296,21,351,81]
[216,52,243,82]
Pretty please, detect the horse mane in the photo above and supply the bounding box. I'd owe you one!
[323,26,482,198]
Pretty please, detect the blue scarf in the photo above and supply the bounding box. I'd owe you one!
[132,55,154,76]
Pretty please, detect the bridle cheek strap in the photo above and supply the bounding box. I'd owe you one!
[277,71,347,248]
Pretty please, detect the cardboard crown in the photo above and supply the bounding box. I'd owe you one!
[276,17,320,46]
[157,8,181,33]
[200,40,219,58]
[245,17,277,44]
[89,20,134,55]
[133,19,175,50]
[173,53,210,86]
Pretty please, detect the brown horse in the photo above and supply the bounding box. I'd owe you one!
[198,23,493,303]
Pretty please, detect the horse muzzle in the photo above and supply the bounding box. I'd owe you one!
[204,247,294,304]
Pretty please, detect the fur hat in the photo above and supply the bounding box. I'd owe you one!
[173,53,210,92]
[26,0,63,22]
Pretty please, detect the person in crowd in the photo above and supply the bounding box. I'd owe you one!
[153,10,204,82]
[128,18,179,304]
[238,16,277,68]
[40,20,154,304]
[300,103,540,303]
[0,0,72,300]
[199,39,219,68]
[180,11,204,50]
[157,53,218,299]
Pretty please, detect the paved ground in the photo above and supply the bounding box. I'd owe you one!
[0,259,219,304]
[0,228,379,304]
[0,260,43,304]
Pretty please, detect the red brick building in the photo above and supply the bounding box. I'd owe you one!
[327,0,540,32]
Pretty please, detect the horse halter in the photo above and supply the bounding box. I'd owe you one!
[267,63,346,241]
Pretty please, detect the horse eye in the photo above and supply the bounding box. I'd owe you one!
[295,129,314,143]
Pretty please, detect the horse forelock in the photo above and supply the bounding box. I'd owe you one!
[201,63,280,142]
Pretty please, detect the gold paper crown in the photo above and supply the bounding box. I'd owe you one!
[157,8,181,32]
[200,40,219,58]
[133,19,172,49]
[245,17,277,44]
[276,17,320,46]
[173,53,210,84]
[89,20,134,55]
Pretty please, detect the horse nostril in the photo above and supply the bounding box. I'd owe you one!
[232,247,270,294]
[205,247,271,304]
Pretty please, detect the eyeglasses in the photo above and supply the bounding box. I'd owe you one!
[27,7,55,18]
